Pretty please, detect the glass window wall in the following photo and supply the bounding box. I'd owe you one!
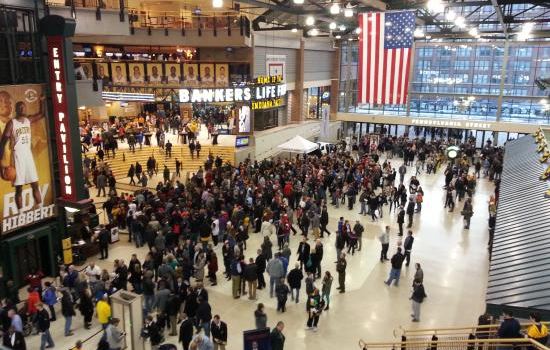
[338,41,550,124]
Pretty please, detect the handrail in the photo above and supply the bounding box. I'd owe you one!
[67,328,104,350]
[399,322,550,337]
[358,338,550,350]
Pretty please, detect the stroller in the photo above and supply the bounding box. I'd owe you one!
[16,304,34,337]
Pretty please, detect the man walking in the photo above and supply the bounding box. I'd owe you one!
[266,253,284,298]
[378,226,390,262]
[336,253,347,293]
[297,237,310,271]
[270,321,286,350]
[287,263,304,303]
[397,206,405,236]
[255,249,267,290]
[410,280,427,322]
[404,230,415,266]
[37,303,55,350]
[385,248,405,286]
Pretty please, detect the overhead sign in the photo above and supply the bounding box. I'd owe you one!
[0,84,56,234]
[179,87,252,103]
[411,118,492,130]
[251,75,287,110]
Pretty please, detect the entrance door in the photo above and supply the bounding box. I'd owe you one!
[14,239,41,285]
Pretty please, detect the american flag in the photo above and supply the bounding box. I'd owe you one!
[358,11,415,105]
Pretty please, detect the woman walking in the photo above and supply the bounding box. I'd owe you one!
[321,271,333,311]
[461,198,474,229]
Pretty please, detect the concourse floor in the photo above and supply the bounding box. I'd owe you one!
[26,160,492,350]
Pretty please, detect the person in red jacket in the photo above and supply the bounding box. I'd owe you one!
[26,287,41,320]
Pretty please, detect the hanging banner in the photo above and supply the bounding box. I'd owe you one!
[266,54,286,83]
[0,84,56,234]
[46,36,77,202]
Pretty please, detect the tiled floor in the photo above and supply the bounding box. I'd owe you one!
[25,161,493,350]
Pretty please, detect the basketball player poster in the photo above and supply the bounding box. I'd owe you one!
[0,84,55,235]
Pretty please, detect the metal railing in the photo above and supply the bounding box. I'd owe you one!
[46,0,125,10]
[358,338,550,350]
[397,323,550,341]
[128,10,246,33]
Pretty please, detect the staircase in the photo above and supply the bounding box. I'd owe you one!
[86,144,235,179]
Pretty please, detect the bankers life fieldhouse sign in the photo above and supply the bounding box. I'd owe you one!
[178,75,287,110]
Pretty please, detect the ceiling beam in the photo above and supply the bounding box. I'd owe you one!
[489,0,509,38]
[356,0,387,11]
[390,0,550,10]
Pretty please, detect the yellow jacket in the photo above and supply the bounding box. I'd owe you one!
[528,323,548,341]
[96,300,112,324]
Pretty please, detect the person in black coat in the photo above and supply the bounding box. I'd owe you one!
[2,326,26,350]
[196,297,212,337]
[403,230,415,266]
[60,290,76,337]
[406,200,415,228]
[287,264,304,303]
[210,315,228,349]
[397,206,405,236]
[319,206,330,237]
[296,238,310,271]
[97,225,110,259]
[179,313,194,350]
[255,249,267,290]
[78,289,94,329]
[270,321,286,350]
[142,315,162,348]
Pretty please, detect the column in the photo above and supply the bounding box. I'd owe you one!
[290,38,305,122]
[330,44,341,120]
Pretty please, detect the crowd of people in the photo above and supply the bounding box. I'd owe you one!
[0,131,519,350]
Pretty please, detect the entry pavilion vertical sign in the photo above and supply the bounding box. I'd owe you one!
[40,15,90,261]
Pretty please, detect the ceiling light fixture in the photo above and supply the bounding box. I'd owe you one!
[355,27,361,34]
[330,2,340,15]
[344,3,354,17]
[517,22,534,41]
[468,28,479,36]
[335,35,342,39]
[329,22,337,30]
[445,10,456,21]
[339,24,346,31]
[310,28,319,36]
[426,0,445,14]
[413,28,425,38]
[454,16,466,28]
[291,28,298,33]
[293,0,304,4]
[212,0,223,8]
[305,16,315,26]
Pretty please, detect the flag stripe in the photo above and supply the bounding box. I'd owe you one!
[358,14,365,104]
[366,13,372,104]
[369,14,376,104]
[393,49,400,105]
[388,49,395,104]
[402,48,411,105]
[377,13,385,104]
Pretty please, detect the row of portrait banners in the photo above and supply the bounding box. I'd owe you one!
[80,61,231,87]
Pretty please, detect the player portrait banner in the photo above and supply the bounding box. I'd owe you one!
[46,36,78,203]
[358,10,415,105]
[266,54,286,83]
[0,84,55,234]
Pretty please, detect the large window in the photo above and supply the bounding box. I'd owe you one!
[338,41,550,124]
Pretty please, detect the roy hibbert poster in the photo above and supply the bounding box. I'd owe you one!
[0,84,55,234]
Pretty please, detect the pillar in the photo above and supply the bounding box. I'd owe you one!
[290,38,305,122]
[330,44,341,120]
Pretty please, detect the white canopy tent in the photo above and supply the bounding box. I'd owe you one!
[277,135,319,153]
